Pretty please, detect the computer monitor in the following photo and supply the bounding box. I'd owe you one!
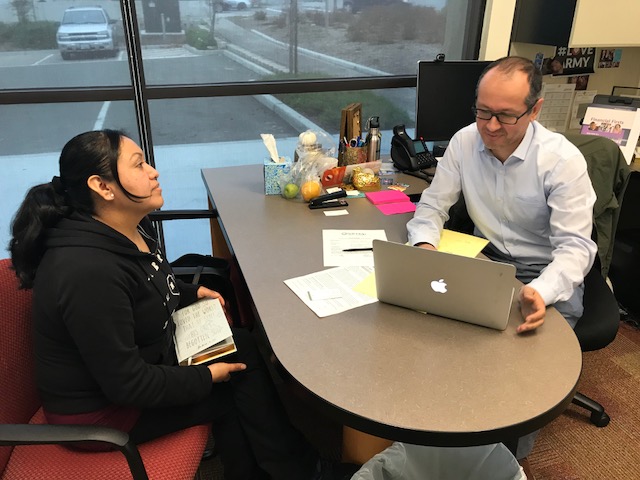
[415,60,491,144]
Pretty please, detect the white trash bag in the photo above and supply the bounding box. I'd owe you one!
[351,442,526,480]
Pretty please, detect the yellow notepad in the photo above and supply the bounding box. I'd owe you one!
[437,229,489,258]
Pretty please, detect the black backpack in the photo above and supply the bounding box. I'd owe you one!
[170,254,240,326]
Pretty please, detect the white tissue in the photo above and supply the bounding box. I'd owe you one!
[261,134,281,163]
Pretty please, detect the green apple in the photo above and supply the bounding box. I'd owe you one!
[283,183,299,199]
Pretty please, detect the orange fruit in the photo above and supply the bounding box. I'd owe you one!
[300,181,321,202]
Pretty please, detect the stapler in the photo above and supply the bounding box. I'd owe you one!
[308,190,348,209]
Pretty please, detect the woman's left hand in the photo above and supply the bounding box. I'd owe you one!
[196,286,233,326]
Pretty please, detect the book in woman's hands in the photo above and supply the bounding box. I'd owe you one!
[172,298,236,366]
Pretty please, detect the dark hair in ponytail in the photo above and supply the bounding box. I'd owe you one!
[10,129,128,288]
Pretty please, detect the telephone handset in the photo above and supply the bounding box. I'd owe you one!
[390,124,437,172]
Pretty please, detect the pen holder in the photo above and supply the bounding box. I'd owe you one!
[340,146,367,166]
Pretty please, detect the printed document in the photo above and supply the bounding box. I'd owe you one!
[284,266,377,318]
[322,229,387,267]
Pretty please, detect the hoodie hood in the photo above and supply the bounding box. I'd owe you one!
[42,211,180,325]
[45,212,155,258]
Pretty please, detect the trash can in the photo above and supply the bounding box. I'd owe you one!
[351,442,526,480]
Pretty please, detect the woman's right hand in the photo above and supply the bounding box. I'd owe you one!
[207,362,246,383]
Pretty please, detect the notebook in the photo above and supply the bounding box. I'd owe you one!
[372,240,517,330]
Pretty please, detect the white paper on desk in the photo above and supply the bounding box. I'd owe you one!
[284,266,378,317]
[322,229,387,267]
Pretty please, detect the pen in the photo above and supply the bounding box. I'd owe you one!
[342,248,373,252]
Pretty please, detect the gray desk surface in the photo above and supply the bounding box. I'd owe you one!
[201,164,582,447]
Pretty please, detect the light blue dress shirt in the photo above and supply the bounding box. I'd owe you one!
[407,121,597,318]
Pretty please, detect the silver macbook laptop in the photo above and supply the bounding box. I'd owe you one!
[373,240,517,330]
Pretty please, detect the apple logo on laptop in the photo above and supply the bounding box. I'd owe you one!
[430,279,447,294]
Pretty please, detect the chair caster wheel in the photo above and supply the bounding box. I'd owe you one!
[590,411,610,427]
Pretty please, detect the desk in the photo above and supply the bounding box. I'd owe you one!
[201,164,582,448]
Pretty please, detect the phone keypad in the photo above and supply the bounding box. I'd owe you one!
[416,150,437,169]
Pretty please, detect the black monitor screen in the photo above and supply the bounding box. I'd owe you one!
[415,60,491,143]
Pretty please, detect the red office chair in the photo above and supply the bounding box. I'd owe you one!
[0,258,211,479]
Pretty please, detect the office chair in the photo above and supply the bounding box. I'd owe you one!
[564,133,631,277]
[608,170,640,318]
[570,255,620,427]
[564,133,631,427]
[0,258,211,480]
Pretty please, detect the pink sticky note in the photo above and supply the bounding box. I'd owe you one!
[365,190,410,205]
[376,202,416,215]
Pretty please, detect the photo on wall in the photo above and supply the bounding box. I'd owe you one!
[541,47,595,76]
[598,49,622,68]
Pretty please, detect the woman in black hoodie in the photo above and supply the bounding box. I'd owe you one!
[10,130,353,480]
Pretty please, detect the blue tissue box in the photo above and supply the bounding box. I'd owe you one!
[263,158,292,195]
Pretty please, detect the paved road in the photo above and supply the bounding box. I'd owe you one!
[215,16,388,77]
[213,17,416,117]
[1,9,417,152]
[0,48,302,155]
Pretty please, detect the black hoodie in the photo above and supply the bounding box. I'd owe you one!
[33,213,212,414]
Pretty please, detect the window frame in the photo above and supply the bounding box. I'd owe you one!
[0,0,486,249]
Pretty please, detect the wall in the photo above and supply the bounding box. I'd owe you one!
[478,0,515,60]
[571,0,640,48]
[481,0,640,96]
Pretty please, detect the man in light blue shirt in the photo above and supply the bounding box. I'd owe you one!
[407,55,598,463]
[407,56,597,333]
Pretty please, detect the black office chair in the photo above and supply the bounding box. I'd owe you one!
[570,255,620,427]
[608,170,640,319]
[564,133,631,427]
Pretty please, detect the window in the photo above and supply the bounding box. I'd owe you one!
[0,0,485,259]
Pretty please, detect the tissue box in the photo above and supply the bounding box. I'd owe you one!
[263,158,292,195]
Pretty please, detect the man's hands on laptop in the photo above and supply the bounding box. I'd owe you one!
[517,286,545,333]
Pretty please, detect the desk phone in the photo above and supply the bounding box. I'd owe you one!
[390,124,437,172]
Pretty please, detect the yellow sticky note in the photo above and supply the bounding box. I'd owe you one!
[438,229,489,258]
[353,272,377,298]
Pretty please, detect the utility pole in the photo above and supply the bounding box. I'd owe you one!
[289,0,298,74]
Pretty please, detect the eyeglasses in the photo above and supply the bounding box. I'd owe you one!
[472,105,533,125]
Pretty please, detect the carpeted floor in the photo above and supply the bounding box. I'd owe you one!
[196,319,640,479]
[528,319,640,479]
